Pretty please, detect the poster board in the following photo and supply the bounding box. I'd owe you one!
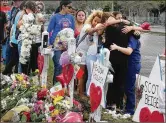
[88,61,108,121]
[133,56,165,122]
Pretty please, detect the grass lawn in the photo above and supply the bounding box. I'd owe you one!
[0,57,135,122]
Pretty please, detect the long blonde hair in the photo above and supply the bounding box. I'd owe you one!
[85,10,103,24]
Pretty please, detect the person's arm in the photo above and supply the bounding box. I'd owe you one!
[47,15,56,46]
[110,36,138,55]
[105,16,130,27]
[47,15,56,33]
[86,24,105,35]
[110,43,133,55]
[96,23,105,35]
[122,25,150,34]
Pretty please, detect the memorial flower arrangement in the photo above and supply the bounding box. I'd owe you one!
[0,73,83,122]
[54,28,74,50]
[19,13,41,64]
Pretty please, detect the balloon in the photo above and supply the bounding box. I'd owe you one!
[60,112,83,122]
[56,73,66,87]
[56,64,74,87]
[62,64,74,84]
[37,53,44,74]
[59,51,70,65]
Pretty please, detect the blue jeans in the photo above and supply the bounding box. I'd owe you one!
[18,41,22,73]
[2,43,7,64]
[5,38,11,65]
[125,63,141,115]
[52,50,63,84]
[85,55,97,93]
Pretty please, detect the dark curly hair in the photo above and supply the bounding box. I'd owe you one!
[25,1,36,13]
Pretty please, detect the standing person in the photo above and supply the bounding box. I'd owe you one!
[76,10,104,95]
[15,1,26,73]
[110,35,141,116]
[18,1,38,75]
[47,0,75,85]
[0,0,11,64]
[5,0,21,65]
[74,10,86,38]
[2,0,23,75]
[104,12,141,112]
[0,10,7,62]
[103,13,132,112]
[25,1,45,73]
[74,9,86,91]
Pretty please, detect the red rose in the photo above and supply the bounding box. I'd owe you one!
[49,106,55,111]
[37,88,48,100]
[22,112,31,122]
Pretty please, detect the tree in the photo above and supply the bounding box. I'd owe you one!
[117,1,161,16]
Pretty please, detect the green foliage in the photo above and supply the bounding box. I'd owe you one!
[45,5,56,14]
[103,5,110,12]
[21,115,27,122]
[22,91,33,99]
[31,113,37,122]
[6,99,17,111]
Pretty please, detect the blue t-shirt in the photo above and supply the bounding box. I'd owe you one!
[128,36,141,64]
[47,13,75,45]
[10,11,22,44]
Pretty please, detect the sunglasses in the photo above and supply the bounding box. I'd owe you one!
[66,5,72,9]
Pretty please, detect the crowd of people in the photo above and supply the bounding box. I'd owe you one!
[1,0,147,117]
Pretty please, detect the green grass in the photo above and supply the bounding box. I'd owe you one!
[47,56,54,88]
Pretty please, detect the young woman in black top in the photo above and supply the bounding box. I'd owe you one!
[101,12,140,112]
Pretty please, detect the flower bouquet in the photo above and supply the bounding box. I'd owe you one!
[19,13,41,64]
[53,28,74,51]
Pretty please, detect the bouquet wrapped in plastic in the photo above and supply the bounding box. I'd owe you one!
[53,28,74,50]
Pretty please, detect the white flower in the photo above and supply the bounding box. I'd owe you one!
[20,13,41,64]
[54,28,74,50]
[30,25,41,35]
[24,23,30,28]
[1,100,7,109]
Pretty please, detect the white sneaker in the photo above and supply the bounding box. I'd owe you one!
[121,113,131,119]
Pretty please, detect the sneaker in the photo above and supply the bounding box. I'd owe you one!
[116,108,125,115]
[109,104,116,111]
[106,105,117,115]
[121,113,131,119]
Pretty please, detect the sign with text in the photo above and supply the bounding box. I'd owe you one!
[133,56,165,122]
[88,61,108,121]
[88,61,109,107]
